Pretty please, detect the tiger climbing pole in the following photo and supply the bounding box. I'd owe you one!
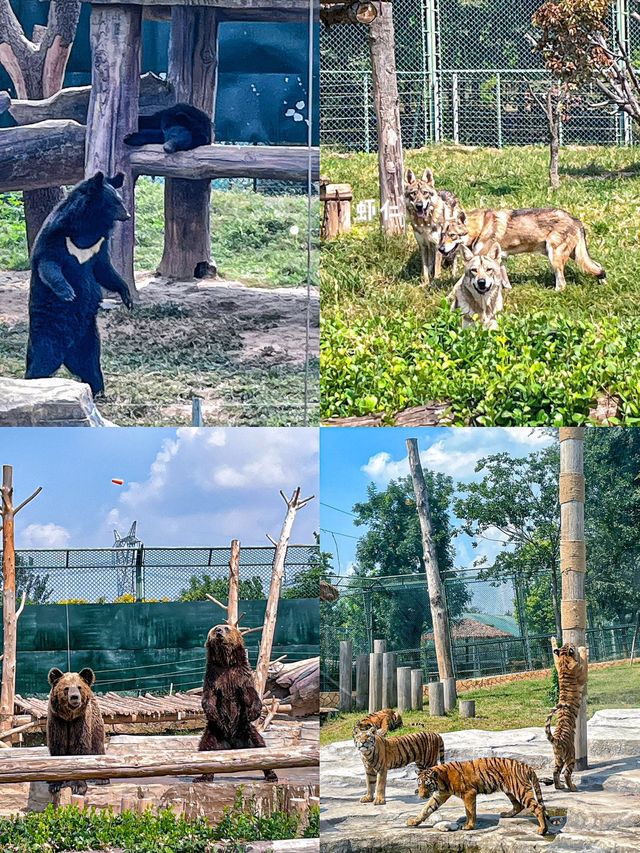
[559,427,588,771]
[0,465,42,743]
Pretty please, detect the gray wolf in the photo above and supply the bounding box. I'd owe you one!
[404,168,461,284]
[448,241,510,330]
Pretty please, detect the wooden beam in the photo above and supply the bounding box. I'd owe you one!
[158,6,218,280]
[85,3,142,294]
[7,73,174,126]
[0,744,319,784]
[559,426,588,771]
[0,120,85,191]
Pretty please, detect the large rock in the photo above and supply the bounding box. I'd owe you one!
[0,378,113,426]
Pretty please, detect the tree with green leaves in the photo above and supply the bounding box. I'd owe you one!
[15,554,51,604]
[179,573,264,602]
[454,443,562,637]
[282,535,326,599]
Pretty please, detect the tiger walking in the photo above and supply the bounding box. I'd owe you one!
[352,725,444,805]
[545,639,589,791]
[353,708,403,734]
[407,758,550,835]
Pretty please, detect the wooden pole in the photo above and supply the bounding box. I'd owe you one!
[0,465,41,737]
[368,651,383,712]
[459,699,476,718]
[255,488,314,698]
[406,440,456,695]
[339,640,353,712]
[0,744,319,784]
[373,639,387,654]
[85,3,141,294]
[158,7,218,279]
[559,427,588,771]
[442,677,457,713]
[367,0,405,235]
[410,669,423,711]
[397,666,412,713]
[355,654,369,711]
[228,539,240,627]
[381,652,397,709]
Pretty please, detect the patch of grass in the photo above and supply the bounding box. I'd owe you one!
[1,178,318,289]
[320,662,640,746]
[321,144,640,423]
[0,798,314,852]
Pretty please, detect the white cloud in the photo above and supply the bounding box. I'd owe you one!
[101,428,319,546]
[21,523,71,549]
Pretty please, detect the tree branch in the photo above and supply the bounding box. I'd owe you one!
[13,486,42,516]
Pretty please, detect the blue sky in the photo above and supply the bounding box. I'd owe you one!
[320,427,554,612]
[1,427,319,549]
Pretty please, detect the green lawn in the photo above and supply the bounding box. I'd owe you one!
[321,145,640,425]
[320,662,640,746]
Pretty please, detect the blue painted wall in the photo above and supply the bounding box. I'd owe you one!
[0,3,319,145]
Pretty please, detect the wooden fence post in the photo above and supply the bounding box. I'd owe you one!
[382,652,397,708]
[397,666,412,713]
[355,654,369,711]
[368,651,383,712]
[411,669,423,711]
[443,677,456,713]
[428,681,445,716]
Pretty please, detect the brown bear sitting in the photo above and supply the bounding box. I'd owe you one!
[198,623,277,782]
[47,667,107,795]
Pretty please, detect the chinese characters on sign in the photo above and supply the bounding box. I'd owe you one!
[355,199,403,223]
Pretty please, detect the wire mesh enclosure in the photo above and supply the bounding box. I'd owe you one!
[320,0,636,150]
[8,544,320,604]
[320,570,637,691]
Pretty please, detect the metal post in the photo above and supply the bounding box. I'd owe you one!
[135,547,144,602]
[420,0,430,146]
[496,73,503,149]
[452,72,460,145]
[425,0,441,142]
[616,0,632,146]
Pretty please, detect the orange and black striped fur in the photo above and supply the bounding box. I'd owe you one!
[353,725,444,805]
[353,708,403,734]
[545,639,588,791]
[407,758,550,835]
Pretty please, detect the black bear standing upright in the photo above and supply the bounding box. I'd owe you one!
[26,172,133,396]
[124,103,212,152]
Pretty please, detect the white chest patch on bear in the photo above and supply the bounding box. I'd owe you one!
[65,236,105,264]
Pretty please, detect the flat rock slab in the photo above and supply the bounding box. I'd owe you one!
[0,377,113,426]
[321,715,640,852]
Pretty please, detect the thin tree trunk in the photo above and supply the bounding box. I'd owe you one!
[406,439,455,684]
[228,539,240,627]
[548,90,561,190]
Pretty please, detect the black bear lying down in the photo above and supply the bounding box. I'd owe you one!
[124,103,212,152]
[26,171,133,397]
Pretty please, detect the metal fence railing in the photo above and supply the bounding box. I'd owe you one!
[5,544,319,604]
[320,0,635,150]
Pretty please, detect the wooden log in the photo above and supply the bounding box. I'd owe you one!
[411,669,423,711]
[85,3,141,293]
[367,1,405,234]
[0,744,319,784]
[442,677,457,713]
[397,666,412,713]
[381,652,397,709]
[228,539,240,627]
[158,6,218,279]
[0,120,85,192]
[339,641,352,713]
[7,73,174,126]
[559,427,588,772]
[373,639,387,654]
[459,699,476,718]
[130,144,320,182]
[368,652,383,712]
[406,439,455,682]
[355,654,369,711]
[428,681,445,717]
[320,182,352,239]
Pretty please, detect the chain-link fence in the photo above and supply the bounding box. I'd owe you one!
[320,570,637,690]
[6,544,319,604]
[320,0,636,150]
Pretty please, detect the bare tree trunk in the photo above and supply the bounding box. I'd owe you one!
[547,90,561,190]
[406,439,455,686]
[367,1,405,235]
[254,488,314,698]
[0,0,81,248]
[228,539,240,627]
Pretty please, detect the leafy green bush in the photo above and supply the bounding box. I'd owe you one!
[321,303,640,425]
[0,798,316,852]
[179,573,265,601]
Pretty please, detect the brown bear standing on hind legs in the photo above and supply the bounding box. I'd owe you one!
[46,667,108,795]
[197,623,278,782]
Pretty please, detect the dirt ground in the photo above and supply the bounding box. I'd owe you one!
[0,271,319,426]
